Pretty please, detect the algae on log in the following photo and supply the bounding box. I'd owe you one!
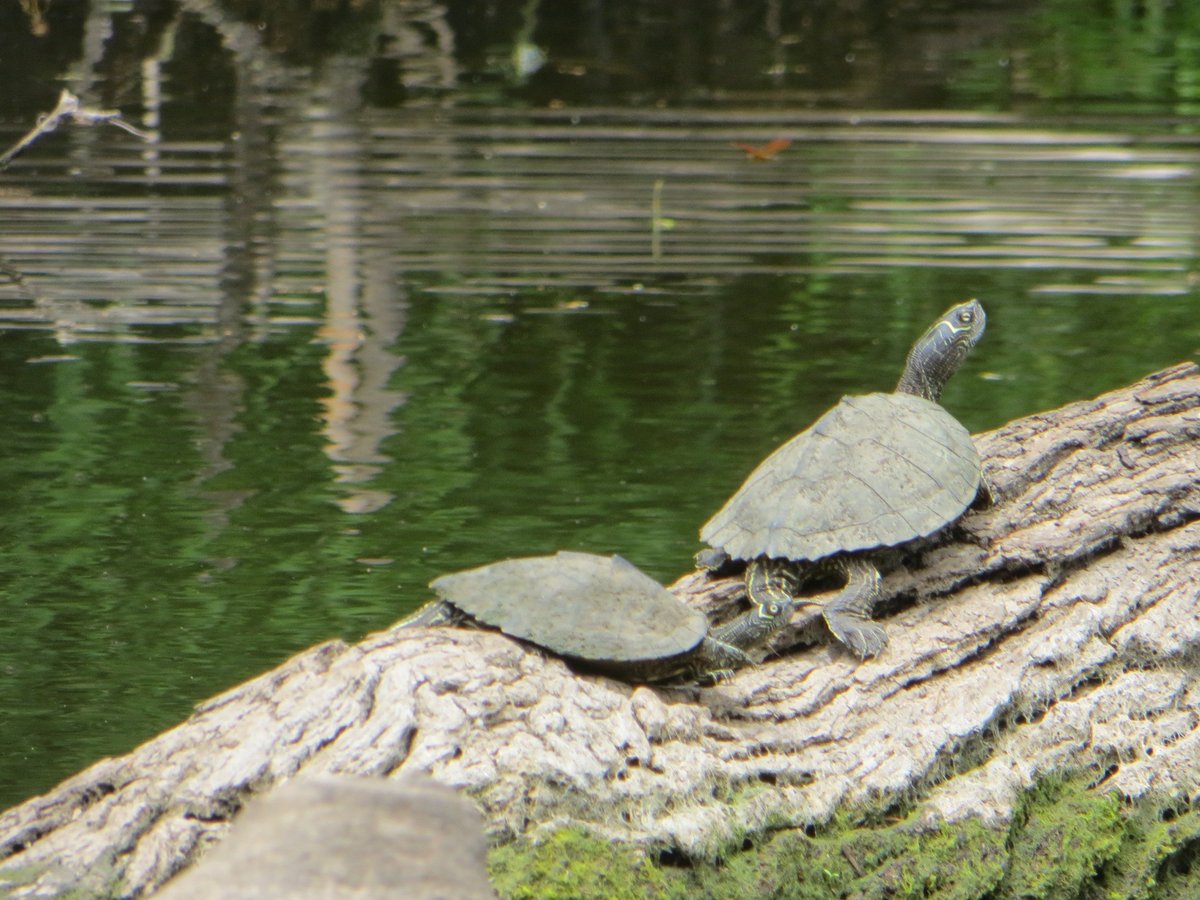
[2,363,1200,898]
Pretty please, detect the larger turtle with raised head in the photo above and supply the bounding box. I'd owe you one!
[698,299,986,658]
[402,550,781,683]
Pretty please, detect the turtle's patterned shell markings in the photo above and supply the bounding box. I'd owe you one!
[700,392,980,563]
[429,550,708,666]
[696,298,986,660]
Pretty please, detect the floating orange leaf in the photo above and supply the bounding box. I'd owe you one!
[730,137,792,161]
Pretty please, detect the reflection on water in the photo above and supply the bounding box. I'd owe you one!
[0,0,1198,811]
[3,108,1198,335]
[309,115,408,516]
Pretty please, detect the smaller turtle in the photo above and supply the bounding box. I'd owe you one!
[401,550,777,683]
[698,299,987,658]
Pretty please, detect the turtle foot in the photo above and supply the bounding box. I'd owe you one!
[697,668,735,686]
[974,474,998,510]
[398,599,461,629]
[694,546,732,573]
[826,615,888,659]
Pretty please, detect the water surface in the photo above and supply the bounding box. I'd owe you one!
[0,0,1198,809]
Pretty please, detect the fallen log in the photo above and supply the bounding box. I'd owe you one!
[1,363,1199,898]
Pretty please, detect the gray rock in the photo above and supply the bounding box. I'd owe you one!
[157,774,493,899]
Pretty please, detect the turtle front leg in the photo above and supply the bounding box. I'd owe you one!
[690,636,756,684]
[823,556,888,658]
[397,599,463,629]
[973,471,997,509]
[688,559,797,683]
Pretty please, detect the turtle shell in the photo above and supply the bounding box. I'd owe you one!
[701,392,980,563]
[429,551,707,665]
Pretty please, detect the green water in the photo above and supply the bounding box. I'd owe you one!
[1,0,1199,809]
[2,278,1195,807]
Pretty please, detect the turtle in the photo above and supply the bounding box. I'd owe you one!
[401,550,780,683]
[697,298,987,659]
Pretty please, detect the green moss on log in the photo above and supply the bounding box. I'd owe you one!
[1004,774,1124,896]
[1101,802,1200,900]
[487,774,1200,899]
[0,863,122,899]
[489,828,684,899]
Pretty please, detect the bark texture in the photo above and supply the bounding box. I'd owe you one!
[2,363,1199,898]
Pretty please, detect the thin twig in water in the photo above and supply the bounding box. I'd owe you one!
[651,178,665,260]
[0,89,152,172]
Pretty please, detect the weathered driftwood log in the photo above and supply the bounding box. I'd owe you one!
[1,363,1199,898]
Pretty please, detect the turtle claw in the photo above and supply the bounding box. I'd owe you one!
[826,615,888,659]
[697,668,736,686]
[973,474,998,510]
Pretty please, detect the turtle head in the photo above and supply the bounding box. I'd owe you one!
[896,299,985,402]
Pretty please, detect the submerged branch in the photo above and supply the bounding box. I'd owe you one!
[0,89,151,172]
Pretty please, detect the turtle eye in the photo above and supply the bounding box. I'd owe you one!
[957,309,973,325]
